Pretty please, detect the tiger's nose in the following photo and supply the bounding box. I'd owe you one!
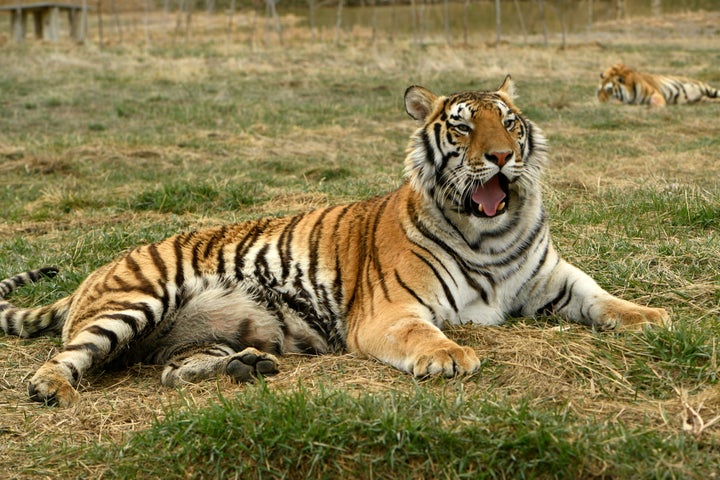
[485,151,513,167]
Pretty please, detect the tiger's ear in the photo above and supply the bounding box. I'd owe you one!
[404,86,437,122]
[497,75,516,99]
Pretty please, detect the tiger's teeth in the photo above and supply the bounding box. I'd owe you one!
[477,204,483,213]
[498,201,506,211]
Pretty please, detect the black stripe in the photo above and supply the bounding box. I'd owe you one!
[86,325,119,352]
[65,361,80,384]
[331,205,353,312]
[203,226,226,259]
[64,342,102,361]
[369,196,392,301]
[173,235,185,290]
[102,313,141,336]
[191,239,203,277]
[411,251,458,311]
[278,215,304,282]
[105,300,158,328]
[308,207,334,312]
[148,243,171,317]
[394,270,433,315]
[234,219,269,281]
[253,243,275,287]
[538,279,576,316]
[126,254,158,293]
[406,199,491,297]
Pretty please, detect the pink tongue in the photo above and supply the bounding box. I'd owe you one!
[471,176,506,217]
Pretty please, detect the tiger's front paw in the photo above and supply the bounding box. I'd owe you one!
[413,345,480,378]
[28,373,80,407]
[601,298,670,331]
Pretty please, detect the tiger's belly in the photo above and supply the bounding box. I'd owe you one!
[115,277,330,367]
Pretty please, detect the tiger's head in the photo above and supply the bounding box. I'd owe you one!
[403,76,547,224]
[597,62,635,103]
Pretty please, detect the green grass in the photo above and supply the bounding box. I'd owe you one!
[2,14,720,480]
[28,383,719,479]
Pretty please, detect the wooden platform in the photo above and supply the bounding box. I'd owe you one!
[0,2,89,42]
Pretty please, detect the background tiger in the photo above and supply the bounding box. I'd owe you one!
[597,62,720,106]
[1,77,669,407]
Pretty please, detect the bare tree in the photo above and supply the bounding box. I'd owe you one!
[651,0,662,16]
[110,0,122,44]
[97,0,104,47]
[615,0,625,20]
[512,0,527,44]
[308,0,316,43]
[80,0,88,42]
[265,0,282,45]
[163,0,170,37]
[494,0,501,47]
[418,0,426,45]
[143,0,151,46]
[185,0,193,42]
[370,0,378,44]
[552,0,569,49]
[334,0,343,46]
[463,0,470,45]
[536,0,548,46]
[205,0,215,34]
[443,0,450,45]
[410,0,418,45]
[388,0,396,43]
[227,0,236,43]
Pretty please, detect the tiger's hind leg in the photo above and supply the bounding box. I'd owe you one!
[161,344,279,387]
[27,308,156,407]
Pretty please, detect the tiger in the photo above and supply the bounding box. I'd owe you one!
[597,62,720,106]
[1,76,670,407]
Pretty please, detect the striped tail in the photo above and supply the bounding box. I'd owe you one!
[0,267,67,338]
[705,84,720,100]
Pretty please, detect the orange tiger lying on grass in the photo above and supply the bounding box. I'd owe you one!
[1,77,669,407]
[597,62,720,106]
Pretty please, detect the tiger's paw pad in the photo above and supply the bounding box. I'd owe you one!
[27,377,79,407]
[225,349,279,383]
[413,346,480,378]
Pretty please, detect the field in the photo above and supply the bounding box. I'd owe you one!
[1,8,720,479]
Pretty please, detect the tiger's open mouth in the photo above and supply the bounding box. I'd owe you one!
[469,174,509,218]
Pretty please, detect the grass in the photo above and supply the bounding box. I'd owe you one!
[1,8,720,480]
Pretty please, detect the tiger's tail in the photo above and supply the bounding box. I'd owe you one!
[0,267,69,338]
[703,84,720,100]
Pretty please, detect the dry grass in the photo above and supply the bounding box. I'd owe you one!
[3,324,719,471]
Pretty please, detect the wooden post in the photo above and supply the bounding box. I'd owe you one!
[32,10,42,39]
[43,6,61,41]
[10,8,26,42]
